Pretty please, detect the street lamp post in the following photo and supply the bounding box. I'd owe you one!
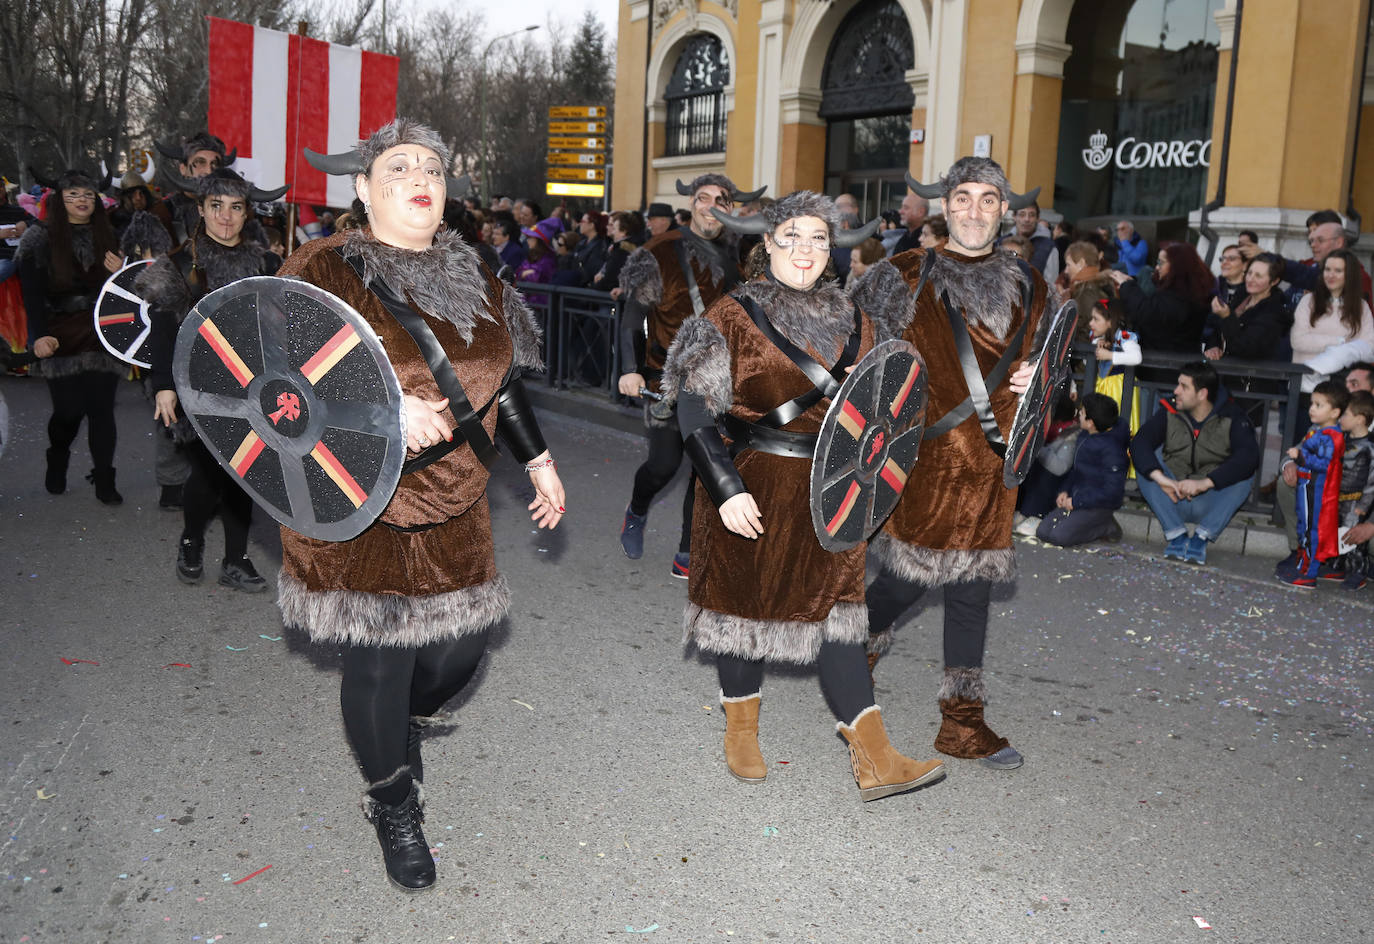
[480,24,539,206]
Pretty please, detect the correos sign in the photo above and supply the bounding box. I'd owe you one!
[1081,130,1211,171]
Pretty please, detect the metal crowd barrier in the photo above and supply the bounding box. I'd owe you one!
[1073,343,1312,521]
[513,281,622,393]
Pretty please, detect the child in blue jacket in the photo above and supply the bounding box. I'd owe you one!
[1036,393,1131,547]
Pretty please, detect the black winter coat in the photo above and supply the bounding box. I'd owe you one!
[1119,277,1208,353]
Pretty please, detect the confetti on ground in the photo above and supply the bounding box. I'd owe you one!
[1193,916,1212,929]
[35,789,56,800]
[626,925,659,933]
[511,699,534,711]
[162,663,191,668]
[762,826,778,837]
[232,865,272,885]
[258,634,283,641]
[59,657,99,666]
[225,646,248,652]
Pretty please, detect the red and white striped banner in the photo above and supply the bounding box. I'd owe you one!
[207,17,399,208]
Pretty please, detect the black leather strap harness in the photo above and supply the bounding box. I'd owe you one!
[337,250,509,475]
[921,256,1036,459]
[720,292,863,459]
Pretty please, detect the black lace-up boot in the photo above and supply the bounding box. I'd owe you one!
[364,782,435,891]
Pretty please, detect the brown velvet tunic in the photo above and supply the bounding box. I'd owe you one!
[680,284,876,664]
[275,232,517,647]
[876,247,1048,584]
[633,229,737,393]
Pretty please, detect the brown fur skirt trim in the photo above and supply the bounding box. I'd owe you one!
[277,571,509,648]
[683,600,867,665]
[871,534,1015,587]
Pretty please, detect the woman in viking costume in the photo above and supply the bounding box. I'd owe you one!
[661,192,945,801]
[280,120,564,891]
[139,168,287,590]
[16,168,127,503]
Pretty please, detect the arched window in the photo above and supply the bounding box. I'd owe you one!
[819,0,914,119]
[665,34,729,156]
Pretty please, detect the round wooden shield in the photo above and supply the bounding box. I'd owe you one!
[1003,299,1079,489]
[94,259,155,368]
[810,339,928,552]
[173,276,406,541]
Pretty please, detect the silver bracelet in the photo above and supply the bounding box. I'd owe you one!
[524,457,556,472]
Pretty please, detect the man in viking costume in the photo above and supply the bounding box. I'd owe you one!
[155,133,237,244]
[279,120,564,891]
[661,191,945,801]
[616,174,764,577]
[139,167,287,588]
[849,158,1048,771]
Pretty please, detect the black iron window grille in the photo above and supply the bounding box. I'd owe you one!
[665,34,729,156]
[819,0,915,120]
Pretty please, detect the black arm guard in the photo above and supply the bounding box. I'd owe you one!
[494,375,548,464]
[619,298,645,374]
[683,425,747,509]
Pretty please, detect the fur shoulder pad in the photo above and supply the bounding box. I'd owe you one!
[848,258,916,342]
[135,254,190,313]
[661,313,732,416]
[619,245,663,307]
[14,222,48,266]
[498,278,544,370]
[120,211,173,258]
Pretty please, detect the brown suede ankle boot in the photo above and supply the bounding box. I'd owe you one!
[837,706,945,801]
[932,667,1021,767]
[720,693,767,782]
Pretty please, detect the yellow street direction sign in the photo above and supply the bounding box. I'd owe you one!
[547,136,606,151]
[546,151,606,166]
[546,182,606,197]
[547,166,606,182]
[548,120,607,135]
[548,106,606,119]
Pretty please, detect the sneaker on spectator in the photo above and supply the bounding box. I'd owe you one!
[1277,569,1317,589]
[1014,515,1041,537]
[1163,534,1189,561]
[670,552,690,580]
[1184,534,1208,565]
[1317,560,1347,581]
[620,506,647,560]
[1341,569,1367,591]
[1100,517,1124,543]
[1273,549,1302,578]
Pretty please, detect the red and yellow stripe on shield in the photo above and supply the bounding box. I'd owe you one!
[300,324,361,386]
[880,457,907,494]
[310,441,367,508]
[197,319,255,387]
[837,401,866,440]
[888,360,918,418]
[229,431,265,477]
[825,480,862,537]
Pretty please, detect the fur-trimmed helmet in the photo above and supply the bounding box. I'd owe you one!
[155,132,237,167]
[302,118,470,199]
[708,190,880,248]
[905,157,1039,211]
[674,173,766,205]
[170,167,289,204]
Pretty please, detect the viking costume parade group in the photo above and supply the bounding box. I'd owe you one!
[14,36,1086,887]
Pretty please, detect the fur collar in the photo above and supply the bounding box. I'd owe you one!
[134,229,270,316]
[342,228,494,343]
[194,230,269,293]
[15,223,96,270]
[680,227,740,289]
[736,277,857,361]
[931,248,1028,338]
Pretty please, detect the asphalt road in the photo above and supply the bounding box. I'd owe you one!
[1,374,1370,944]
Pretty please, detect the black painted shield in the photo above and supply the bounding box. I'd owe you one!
[94,259,155,367]
[172,276,406,541]
[810,339,927,552]
[1003,299,1079,488]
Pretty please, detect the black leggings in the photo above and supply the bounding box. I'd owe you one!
[340,630,491,803]
[866,569,991,669]
[629,422,696,553]
[182,440,253,560]
[718,640,874,725]
[46,372,118,469]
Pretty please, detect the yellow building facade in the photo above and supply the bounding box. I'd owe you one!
[612,0,1373,262]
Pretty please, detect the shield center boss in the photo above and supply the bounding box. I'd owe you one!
[811,339,928,552]
[261,380,309,437]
